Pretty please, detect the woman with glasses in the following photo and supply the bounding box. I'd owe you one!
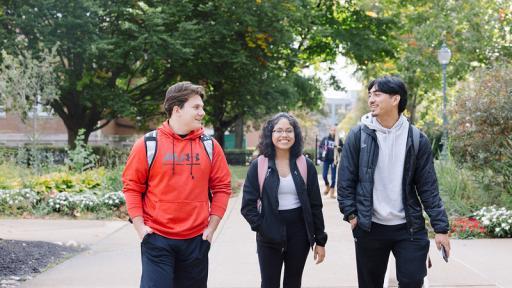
[241,112,327,288]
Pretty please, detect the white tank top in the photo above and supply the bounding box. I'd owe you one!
[277,174,301,210]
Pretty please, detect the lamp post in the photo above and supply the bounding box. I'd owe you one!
[437,43,451,160]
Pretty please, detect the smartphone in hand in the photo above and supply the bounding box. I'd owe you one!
[439,245,448,263]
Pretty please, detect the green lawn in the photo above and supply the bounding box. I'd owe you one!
[229,165,249,195]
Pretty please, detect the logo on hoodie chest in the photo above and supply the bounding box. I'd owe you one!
[162,152,201,166]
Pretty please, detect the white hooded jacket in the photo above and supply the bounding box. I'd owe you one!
[360,113,409,225]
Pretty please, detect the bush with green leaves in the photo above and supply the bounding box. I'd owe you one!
[449,63,512,204]
[101,192,125,209]
[435,157,486,216]
[0,189,40,215]
[47,191,125,215]
[474,206,512,238]
[47,192,77,214]
[66,129,98,172]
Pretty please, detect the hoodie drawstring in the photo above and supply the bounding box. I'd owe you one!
[190,140,194,179]
[172,138,175,175]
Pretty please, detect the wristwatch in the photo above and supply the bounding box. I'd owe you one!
[348,214,357,221]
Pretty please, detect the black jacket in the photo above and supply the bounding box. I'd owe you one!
[319,135,343,162]
[337,124,449,234]
[241,157,328,247]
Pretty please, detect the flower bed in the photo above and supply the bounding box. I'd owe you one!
[450,206,512,239]
[450,217,487,239]
[473,206,512,238]
[0,189,125,217]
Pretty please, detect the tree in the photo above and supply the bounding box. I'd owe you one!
[162,0,399,146]
[0,47,59,121]
[0,0,399,147]
[0,1,189,147]
[355,0,512,126]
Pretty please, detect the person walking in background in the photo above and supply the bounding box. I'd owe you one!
[319,126,343,198]
[122,82,232,288]
[337,76,450,288]
[241,112,327,288]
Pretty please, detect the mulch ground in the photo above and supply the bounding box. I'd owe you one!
[0,239,83,287]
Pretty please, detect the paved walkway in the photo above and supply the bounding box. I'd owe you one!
[1,179,512,287]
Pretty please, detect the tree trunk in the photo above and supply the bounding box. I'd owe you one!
[66,126,79,149]
[213,125,226,149]
[62,116,97,149]
[234,117,244,149]
[410,92,417,125]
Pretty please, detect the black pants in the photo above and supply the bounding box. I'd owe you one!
[352,222,429,288]
[140,233,210,288]
[257,207,311,288]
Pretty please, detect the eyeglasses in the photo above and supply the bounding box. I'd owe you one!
[272,129,294,136]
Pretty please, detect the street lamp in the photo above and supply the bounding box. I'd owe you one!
[437,43,451,160]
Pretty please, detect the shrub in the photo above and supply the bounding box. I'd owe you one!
[0,189,39,215]
[48,192,77,215]
[449,63,512,200]
[92,146,130,168]
[66,129,98,172]
[224,149,253,165]
[101,192,125,209]
[74,193,100,212]
[435,158,485,216]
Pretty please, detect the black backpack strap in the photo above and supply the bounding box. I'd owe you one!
[411,125,420,155]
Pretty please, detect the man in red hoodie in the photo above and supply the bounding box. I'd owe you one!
[122,82,232,288]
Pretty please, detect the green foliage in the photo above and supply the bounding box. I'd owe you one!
[0,189,40,215]
[0,47,60,120]
[0,0,398,147]
[357,0,512,125]
[92,146,130,169]
[339,90,370,134]
[436,158,485,216]
[450,63,512,198]
[229,165,249,195]
[65,129,98,172]
[28,168,106,195]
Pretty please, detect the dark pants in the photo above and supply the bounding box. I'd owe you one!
[322,160,336,188]
[140,233,210,288]
[352,222,429,288]
[257,207,310,288]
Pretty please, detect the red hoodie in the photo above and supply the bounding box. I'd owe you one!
[122,121,232,239]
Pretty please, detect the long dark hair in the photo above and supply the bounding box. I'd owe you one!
[257,112,304,159]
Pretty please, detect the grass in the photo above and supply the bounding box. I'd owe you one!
[229,165,249,195]
[435,157,488,217]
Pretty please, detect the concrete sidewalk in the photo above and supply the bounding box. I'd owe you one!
[2,188,512,287]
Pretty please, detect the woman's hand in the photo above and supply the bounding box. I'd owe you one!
[314,245,325,264]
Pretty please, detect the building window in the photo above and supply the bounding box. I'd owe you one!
[0,106,5,118]
[27,95,53,118]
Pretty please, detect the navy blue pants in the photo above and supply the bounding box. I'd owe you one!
[257,207,311,288]
[322,160,336,188]
[140,233,210,288]
[352,222,430,288]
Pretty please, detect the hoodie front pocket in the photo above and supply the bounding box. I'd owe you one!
[154,201,209,232]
